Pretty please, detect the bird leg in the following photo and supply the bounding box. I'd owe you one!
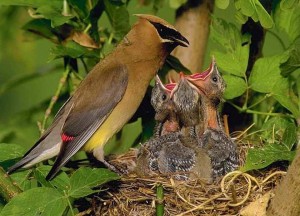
[101,159,124,175]
[93,146,123,175]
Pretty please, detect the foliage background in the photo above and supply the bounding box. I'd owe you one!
[0,0,299,215]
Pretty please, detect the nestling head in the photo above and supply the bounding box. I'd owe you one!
[186,57,226,105]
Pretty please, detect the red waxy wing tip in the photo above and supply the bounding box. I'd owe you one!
[61,133,75,142]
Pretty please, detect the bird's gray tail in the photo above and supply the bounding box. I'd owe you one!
[7,129,61,174]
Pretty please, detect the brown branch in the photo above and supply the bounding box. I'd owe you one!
[0,167,22,202]
[266,148,300,215]
[171,0,214,78]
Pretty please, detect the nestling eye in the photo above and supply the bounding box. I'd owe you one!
[162,94,167,101]
[212,76,218,82]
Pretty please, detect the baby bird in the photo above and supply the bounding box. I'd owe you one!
[186,57,225,131]
[187,58,239,179]
[198,129,239,178]
[151,75,179,137]
[172,72,202,137]
[136,132,212,182]
[135,133,179,175]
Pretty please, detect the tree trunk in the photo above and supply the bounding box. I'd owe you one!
[169,0,214,81]
[267,148,300,216]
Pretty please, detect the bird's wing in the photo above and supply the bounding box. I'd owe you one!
[46,63,128,180]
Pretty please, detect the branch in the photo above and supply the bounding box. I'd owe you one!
[267,148,300,215]
[0,167,22,202]
[172,0,214,75]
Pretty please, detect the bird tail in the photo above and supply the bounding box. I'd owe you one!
[7,128,62,174]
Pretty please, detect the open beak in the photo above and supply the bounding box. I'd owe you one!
[185,57,216,95]
[187,59,215,81]
[155,75,174,94]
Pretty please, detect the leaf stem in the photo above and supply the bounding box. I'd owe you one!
[156,184,164,216]
[65,191,75,216]
[88,0,93,10]
[248,94,272,109]
[242,77,249,109]
[228,102,293,118]
[84,24,92,34]
[62,0,71,16]
[245,109,291,117]
[108,33,114,44]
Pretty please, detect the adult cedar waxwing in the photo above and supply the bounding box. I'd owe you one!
[186,59,239,178]
[8,14,189,180]
[151,75,179,137]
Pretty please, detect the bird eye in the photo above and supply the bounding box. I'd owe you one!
[162,94,167,101]
[212,76,218,82]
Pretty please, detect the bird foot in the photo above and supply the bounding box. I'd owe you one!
[101,160,124,175]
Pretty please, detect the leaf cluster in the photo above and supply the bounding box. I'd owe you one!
[213,0,300,171]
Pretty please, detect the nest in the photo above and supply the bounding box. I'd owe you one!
[77,133,287,216]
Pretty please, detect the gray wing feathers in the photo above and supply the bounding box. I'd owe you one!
[46,63,129,180]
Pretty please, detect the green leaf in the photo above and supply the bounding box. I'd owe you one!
[0,72,62,121]
[235,0,248,24]
[36,6,74,27]
[104,0,130,41]
[0,187,68,216]
[10,170,33,191]
[249,55,288,93]
[34,166,70,193]
[240,0,255,16]
[235,11,248,24]
[272,78,300,117]
[223,75,247,99]
[0,0,61,8]
[280,0,300,9]
[255,1,274,28]
[280,39,300,76]
[101,42,115,56]
[0,143,25,162]
[87,0,105,43]
[68,167,119,198]
[169,0,187,9]
[236,0,274,28]
[282,124,297,150]
[211,18,250,77]
[213,50,249,77]
[241,143,295,172]
[50,41,99,60]
[68,0,90,20]
[215,0,230,9]
[275,3,300,42]
[22,19,60,43]
[261,117,295,142]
